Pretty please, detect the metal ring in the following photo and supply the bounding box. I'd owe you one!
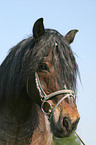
[41,101,52,114]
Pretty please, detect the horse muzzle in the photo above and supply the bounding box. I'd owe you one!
[49,95,80,138]
[50,114,80,138]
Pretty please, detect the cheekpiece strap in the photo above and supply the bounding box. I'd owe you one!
[35,72,46,100]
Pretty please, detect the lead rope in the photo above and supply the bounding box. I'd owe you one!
[35,72,85,145]
[75,131,85,145]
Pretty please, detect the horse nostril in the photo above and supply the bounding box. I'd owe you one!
[63,117,70,131]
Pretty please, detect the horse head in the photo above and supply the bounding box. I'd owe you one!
[27,18,80,138]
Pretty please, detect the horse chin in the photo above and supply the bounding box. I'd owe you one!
[52,128,72,138]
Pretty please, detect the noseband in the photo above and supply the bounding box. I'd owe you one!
[35,73,76,116]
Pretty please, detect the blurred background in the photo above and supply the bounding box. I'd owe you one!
[0,0,96,144]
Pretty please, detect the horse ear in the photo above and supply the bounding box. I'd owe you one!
[64,29,78,44]
[33,18,45,39]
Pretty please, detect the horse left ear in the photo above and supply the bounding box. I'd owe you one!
[33,18,45,40]
[64,29,78,44]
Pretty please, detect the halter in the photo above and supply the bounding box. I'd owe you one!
[35,72,85,145]
[35,72,76,116]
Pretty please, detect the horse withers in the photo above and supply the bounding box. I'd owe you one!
[0,18,80,145]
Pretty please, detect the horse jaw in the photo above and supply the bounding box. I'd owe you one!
[30,105,53,145]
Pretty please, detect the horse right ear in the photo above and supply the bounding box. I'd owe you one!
[64,29,78,44]
[33,18,45,40]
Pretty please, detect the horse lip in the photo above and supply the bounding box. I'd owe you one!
[51,124,72,138]
[50,118,72,138]
[50,115,80,138]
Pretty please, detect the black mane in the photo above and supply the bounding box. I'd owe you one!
[0,29,78,103]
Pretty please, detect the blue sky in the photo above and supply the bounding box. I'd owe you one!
[0,0,96,144]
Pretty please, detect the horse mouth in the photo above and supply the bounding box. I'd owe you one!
[51,117,80,138]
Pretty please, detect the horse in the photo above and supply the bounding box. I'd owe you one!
[0,18,80,145]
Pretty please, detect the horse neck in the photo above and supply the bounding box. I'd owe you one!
[0,95,34,144]
[0,100,53,145]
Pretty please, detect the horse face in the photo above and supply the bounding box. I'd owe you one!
[33,18,80,138]
[36,47,80,137]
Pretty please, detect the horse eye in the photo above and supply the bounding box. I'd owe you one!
[39,63,49,72]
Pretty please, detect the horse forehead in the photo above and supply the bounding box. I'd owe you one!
[43,48,53,62]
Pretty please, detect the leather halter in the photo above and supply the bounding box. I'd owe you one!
[35,73,86,145]
[35,72,76,116]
